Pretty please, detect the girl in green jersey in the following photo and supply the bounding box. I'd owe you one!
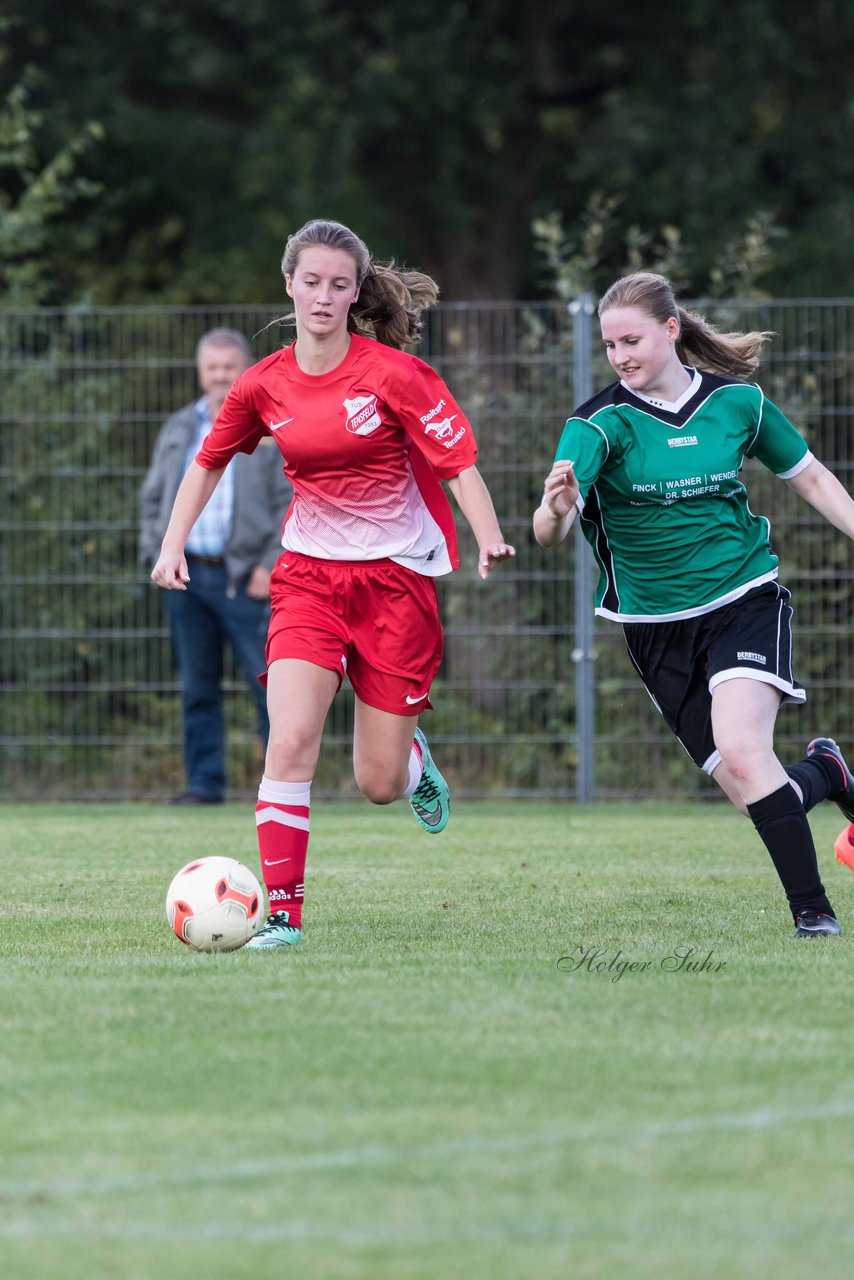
[534,271,854,938]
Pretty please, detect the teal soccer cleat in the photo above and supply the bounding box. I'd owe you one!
[409,727,451,834]
[244,910,302,949]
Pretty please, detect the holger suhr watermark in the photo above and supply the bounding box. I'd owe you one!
[557,945,727,982]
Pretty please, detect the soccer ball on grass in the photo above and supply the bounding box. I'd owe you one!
[165,856,263,952]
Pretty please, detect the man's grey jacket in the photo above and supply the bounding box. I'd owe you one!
[139,402,293,585]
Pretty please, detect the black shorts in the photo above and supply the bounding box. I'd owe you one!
[622,582,806,775]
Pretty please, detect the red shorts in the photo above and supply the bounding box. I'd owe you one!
[265,553,444,716]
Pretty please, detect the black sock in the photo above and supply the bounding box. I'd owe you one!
[784,759,833,812]
[746,782,834,920]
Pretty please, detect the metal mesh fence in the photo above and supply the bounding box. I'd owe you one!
[0,299,851,800]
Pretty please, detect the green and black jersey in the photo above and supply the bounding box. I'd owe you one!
[553,368,812,622]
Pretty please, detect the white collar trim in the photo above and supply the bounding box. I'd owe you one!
[622,367,702,413]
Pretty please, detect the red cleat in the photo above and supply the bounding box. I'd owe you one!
[834,824,854,872]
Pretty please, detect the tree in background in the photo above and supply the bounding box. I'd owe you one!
[0,65,101,302]
[0,55,118,791]
[531,200,784,303]
[4,0,854,304]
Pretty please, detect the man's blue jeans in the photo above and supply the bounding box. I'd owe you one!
[165,560,270,799]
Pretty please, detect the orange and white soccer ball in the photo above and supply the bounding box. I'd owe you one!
[165,856,264,952]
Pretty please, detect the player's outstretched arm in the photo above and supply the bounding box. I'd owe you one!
[446,464,516,580]
[533,460,580,547]
[786,457,854,541]
[151,461,225,590]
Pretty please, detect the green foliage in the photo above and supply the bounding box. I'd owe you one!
[706,210,785,299]
[0,60,110,758]
[0,66,102,303]
[0,305,181,785]
[2,801,853,1279]
[532,198,783,302]
[531,195,624,301]
[5,0,854,301]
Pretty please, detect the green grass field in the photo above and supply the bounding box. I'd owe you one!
[1,799,853,1279]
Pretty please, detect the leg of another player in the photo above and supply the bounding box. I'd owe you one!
[353,699,451,833]
[711,677,838,935]
[247,658,339,949]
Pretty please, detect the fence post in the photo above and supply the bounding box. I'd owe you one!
[569,293,596,803]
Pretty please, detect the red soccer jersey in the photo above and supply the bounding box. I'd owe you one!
[195,333,478,575]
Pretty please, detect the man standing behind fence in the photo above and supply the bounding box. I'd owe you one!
[139,328,292,804]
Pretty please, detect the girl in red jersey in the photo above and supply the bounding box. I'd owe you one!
[152,219,515,948]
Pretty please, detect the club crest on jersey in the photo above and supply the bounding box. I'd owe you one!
[343,394,382,436]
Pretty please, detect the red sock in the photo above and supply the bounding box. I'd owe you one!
[255,777,311,928]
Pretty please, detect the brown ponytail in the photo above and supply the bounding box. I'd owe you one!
[351,263,439,348]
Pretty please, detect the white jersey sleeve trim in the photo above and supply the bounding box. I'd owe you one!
[776,450,814,481]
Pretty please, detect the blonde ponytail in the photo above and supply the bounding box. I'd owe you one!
[675,306,771,378]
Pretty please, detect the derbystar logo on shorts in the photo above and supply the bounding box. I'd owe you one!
[738,650,767,664]
[343,393,382,435]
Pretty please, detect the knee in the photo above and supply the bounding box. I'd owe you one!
[354,766,406,806]
[362,784,399,806]
[716,745,750,786]
[715,738,767,789]
[265,727,317,779]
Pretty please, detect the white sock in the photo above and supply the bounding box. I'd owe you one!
[258,776,312,806]
[399,745,423,799]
